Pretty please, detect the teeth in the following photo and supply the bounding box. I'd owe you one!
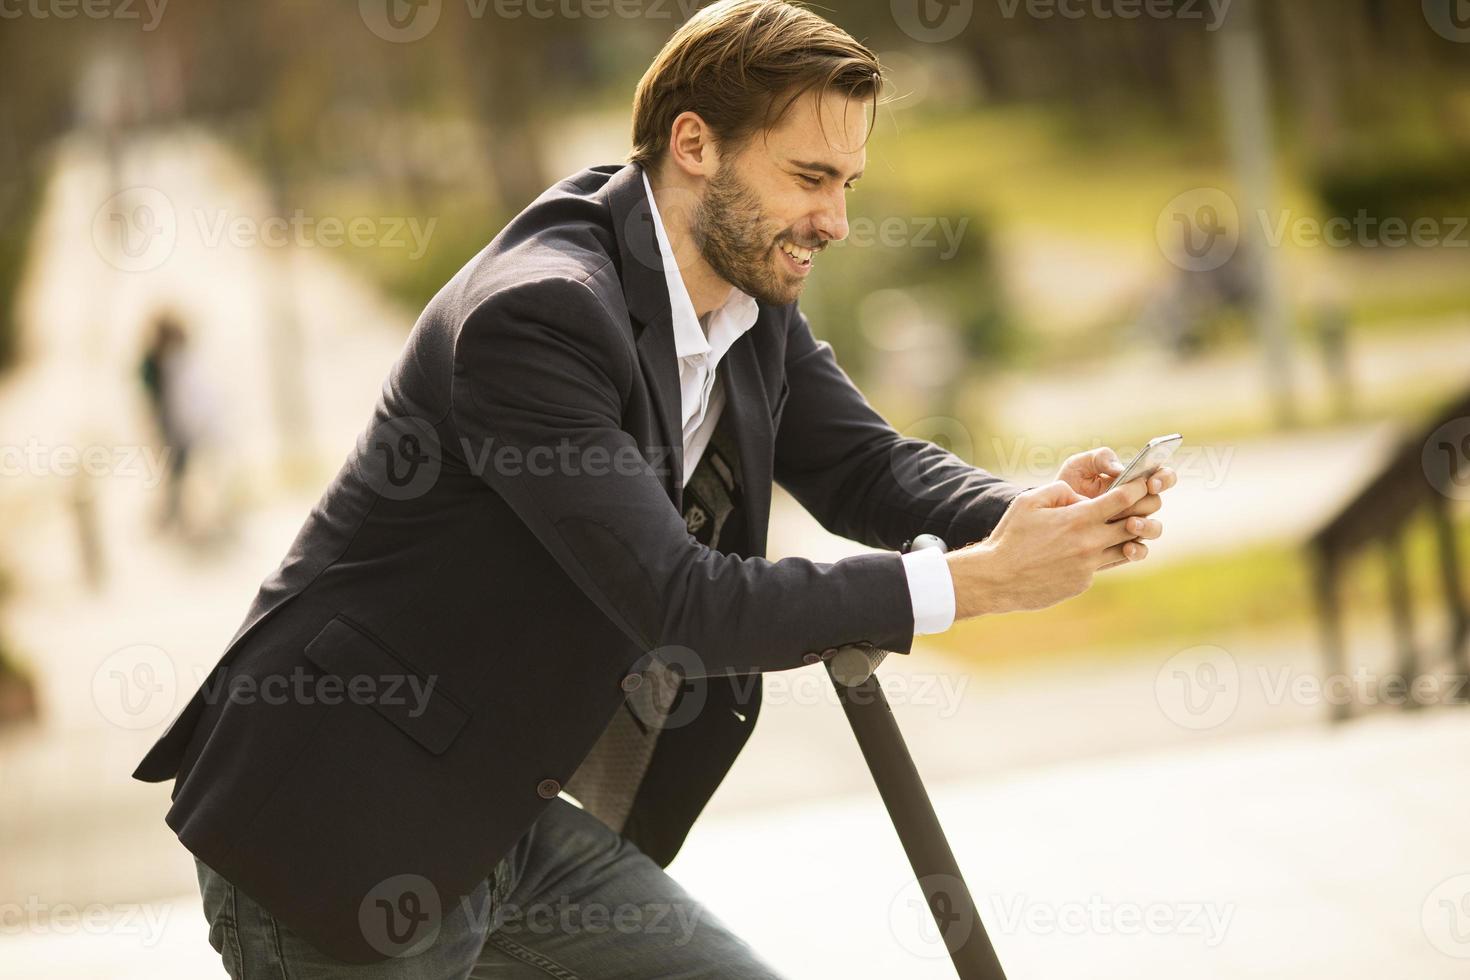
[779,241,813,264]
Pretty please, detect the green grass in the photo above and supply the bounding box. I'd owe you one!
[924,504,1470,667]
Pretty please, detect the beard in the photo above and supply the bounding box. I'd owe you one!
[691,163,813,307]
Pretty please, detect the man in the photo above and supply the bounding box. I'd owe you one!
[134,1,1174,976]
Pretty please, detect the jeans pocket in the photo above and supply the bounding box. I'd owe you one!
[194,858,246,977]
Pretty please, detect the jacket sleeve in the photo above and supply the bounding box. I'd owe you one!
[449,277,918,676]
[774,309,1027,551]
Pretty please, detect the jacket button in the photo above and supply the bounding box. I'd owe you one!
[620,672,643,692]
[820,647,838,660]
[536,778,560,799]
[802,652,821,664]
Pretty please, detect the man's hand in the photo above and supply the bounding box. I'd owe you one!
[1057,445,1177,528]
[945,477,1162,620]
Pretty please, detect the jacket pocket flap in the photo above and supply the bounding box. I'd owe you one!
[303,616,468,755]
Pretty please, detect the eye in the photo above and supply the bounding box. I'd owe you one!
[797,173,822,188]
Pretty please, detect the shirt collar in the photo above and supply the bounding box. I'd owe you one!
[641,169,758,362]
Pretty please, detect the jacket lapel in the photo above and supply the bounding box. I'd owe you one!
[609,165,685,508]
[718,331,773,558]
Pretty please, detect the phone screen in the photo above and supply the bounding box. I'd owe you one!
[1114,434,1183,487]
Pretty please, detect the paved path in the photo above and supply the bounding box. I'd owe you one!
[7,709,1468,979]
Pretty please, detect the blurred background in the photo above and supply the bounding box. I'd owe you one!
[2,0,1470,976]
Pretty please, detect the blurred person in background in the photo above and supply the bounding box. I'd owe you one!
[139,310,233,546]
[139,311,197,535]
[133,1,1175,977]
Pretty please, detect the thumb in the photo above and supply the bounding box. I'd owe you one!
[1087,472,1149,518]
[1091,446,1124,478]
[1026,479,1086,509]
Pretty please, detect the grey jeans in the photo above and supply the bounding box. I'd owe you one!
[194,797,788,978]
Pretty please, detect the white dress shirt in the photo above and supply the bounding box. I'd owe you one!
[641,171,955,636]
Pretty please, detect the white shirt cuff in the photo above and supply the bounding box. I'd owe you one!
[901,547,956,636]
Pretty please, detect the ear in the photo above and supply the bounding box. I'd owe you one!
[666,110,721,180]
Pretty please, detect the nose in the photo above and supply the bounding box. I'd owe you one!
[811,189,849,244]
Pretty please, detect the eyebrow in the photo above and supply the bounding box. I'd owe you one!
[789,159,864,183]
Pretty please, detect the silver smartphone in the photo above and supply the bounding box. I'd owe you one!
[1113,433,1183,487]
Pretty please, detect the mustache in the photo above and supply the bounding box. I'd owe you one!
[777,234,826,252]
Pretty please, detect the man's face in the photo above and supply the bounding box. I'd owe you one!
[691,88,868,306]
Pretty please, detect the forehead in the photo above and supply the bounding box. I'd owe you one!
[760,87,871,173]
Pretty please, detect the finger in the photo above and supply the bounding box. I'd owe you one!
[1099,539,1149,569]
[1086,474,1149,519]
[1026,479,1086,509]
[1090,447,1123,479]
[1095,515,1152,549]
[1107,493,1162,522]
[1128,517,1163,541]
[1147,467,1178,495]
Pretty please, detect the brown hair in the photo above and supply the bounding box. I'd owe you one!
[629,0,883,169]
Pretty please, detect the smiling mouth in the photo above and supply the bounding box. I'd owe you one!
[777,239,817,272]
